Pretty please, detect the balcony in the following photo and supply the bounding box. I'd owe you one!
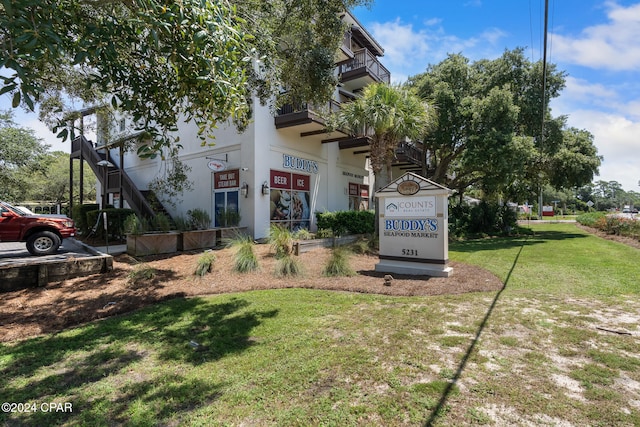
[274,99,345,141]
[337,48,390,91]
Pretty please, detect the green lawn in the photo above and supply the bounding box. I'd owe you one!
[1,223,639,426]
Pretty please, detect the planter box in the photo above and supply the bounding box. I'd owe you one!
[293,234,363,255]
[179,229,217,251]
[126,232,180,256]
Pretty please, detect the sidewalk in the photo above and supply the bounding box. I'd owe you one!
[91,243,127,256]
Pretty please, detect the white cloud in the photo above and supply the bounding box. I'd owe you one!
[551,2,640,70]
[565,109,640,190]
[369,19,508,81]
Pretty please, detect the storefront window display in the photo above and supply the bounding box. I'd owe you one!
[270,169,311,231]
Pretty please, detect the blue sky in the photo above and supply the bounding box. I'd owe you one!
[353,0,640,192]
[1,0,639,192]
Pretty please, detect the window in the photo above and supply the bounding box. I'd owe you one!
[349,182,369,211]
[270,169,311,231]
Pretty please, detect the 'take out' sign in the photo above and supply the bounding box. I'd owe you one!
[375,172,452,277]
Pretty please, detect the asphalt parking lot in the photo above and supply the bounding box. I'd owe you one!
[0,238,110,267]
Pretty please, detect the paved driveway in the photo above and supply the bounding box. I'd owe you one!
[0,238,105,267]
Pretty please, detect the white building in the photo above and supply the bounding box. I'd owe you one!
[70,11,423,240]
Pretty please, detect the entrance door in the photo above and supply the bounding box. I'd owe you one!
[214,190,239,227]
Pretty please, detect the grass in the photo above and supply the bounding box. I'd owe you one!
[1,223,640,426]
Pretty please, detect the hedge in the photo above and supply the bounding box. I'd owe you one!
[86,208,136,240]
[315,210,375,235]
[72,203,100,235]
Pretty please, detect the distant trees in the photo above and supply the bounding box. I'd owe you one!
[408,48,601,202]
[0,110,94,204]
[0,110,49,200]
[576,180,640,211]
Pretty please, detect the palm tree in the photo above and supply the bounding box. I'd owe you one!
[331,82,430,192]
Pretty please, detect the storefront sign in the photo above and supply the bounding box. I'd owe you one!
[375,172,452,277]
[384,196,436,218]
[207,159,227,171]
[214,169,239,189]
[283,154,319,174]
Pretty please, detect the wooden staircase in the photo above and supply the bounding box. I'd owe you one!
[70,135,169,220]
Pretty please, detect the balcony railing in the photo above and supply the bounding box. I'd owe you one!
[277,99,341,117]
[337,48,391,84]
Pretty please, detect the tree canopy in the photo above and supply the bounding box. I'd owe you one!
[1,0,370,154]
[408,48,601,201]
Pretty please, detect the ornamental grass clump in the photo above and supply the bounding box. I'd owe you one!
[269,224,293,258]
[127,264,156,286]
[275,255,303,277]
[269,224,302,276]
[230,235,260,273]
[194,251,216,277]
[323,247,356,277]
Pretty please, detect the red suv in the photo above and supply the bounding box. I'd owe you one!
[0,201,76,256]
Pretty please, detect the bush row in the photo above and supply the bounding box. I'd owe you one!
[577,212,640,239]
[449,201,518,238]
[315,210,375,235]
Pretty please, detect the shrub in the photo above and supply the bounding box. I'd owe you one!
[351,235,376,254]
[315,210,375,235]
[576,212,606,228]
[127,264,156,286]
[194,251,216,277]
[230,236,260,273]
[123,214,149,235]
[72,203,99,235]
[323,247,356,277]
[188,208,211,230]
[316,228,334,239]
[275,255,303,277]
[293,228,313,240]
[269,224,293,258]
[216,207,240,227]
[86,208,137,240]
[449,201,517,238]
[173,215,189,232]
[151,212,172,232]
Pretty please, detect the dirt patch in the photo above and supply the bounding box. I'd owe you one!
[0,245,503,342]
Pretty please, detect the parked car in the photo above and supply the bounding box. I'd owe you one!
[0,201,76,256]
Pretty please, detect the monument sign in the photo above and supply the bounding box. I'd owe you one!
[375,172,452,277]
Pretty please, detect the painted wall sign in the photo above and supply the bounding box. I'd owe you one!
[384,196,436,218]
[207,159,227,171]
[283,154,319,174]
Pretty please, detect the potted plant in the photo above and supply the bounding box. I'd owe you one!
[179,208,217,251]
[125,213,180,256]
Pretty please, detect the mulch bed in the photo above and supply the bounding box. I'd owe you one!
[0,245,503,342]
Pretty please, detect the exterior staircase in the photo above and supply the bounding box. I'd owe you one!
[70,135,167,220]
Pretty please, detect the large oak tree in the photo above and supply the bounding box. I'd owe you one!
[1,0,370,154]
[409,48,601,201]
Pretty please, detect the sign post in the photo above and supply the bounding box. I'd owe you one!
[375,172,452,277]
